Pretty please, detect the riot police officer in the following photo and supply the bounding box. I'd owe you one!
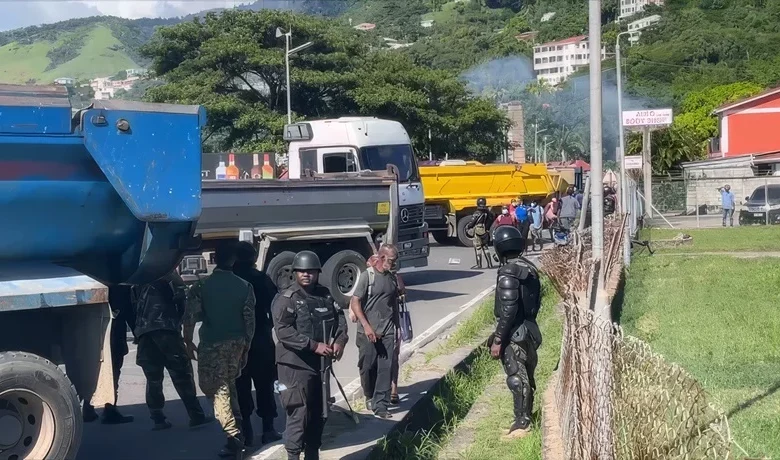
[271,251,349,460]
[489,226,542,438]
[465,197,494,269]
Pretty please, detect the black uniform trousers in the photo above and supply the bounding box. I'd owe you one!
[236,333,278,425]
[357,330,396,413]
[278,363,324,457]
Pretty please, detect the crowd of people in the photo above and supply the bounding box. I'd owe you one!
[92,242,406,460]
[463,187,585,268]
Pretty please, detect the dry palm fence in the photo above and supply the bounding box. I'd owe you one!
[541,216,732,460]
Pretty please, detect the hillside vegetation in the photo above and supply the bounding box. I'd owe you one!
[2,0,779,170]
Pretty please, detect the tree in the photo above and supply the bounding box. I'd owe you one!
[141,9,509,159]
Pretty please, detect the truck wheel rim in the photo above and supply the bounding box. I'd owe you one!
[337,263,359,296]
[0,389,56,460]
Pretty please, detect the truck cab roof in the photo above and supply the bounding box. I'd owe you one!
[289,118,411,149]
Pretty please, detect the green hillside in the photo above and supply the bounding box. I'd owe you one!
[0,25,139,84]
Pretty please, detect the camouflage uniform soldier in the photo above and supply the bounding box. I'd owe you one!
[184,242,256,460]
[465,197,495,269]
[133,271,211,430]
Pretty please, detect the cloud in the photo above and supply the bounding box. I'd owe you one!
[0,1,252,31]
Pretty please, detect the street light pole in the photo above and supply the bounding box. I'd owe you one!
[285,31,291,124]
[277,27,313,125]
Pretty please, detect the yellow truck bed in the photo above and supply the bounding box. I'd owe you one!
[420,161,561,246]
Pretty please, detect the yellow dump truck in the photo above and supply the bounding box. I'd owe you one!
[421,160,563,246]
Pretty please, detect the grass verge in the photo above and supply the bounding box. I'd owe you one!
[424,298,495,363]
[456,278,562,460]
[621,253,780,458]
[641,226,780,253]
[371,276,561,459]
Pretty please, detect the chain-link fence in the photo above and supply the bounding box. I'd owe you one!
[541,217,732,460]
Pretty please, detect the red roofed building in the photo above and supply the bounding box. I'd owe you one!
[709,86,780,158]
[533,35,605,85]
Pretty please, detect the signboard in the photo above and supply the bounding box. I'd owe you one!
[624,155,643,170]
[622,108,673,127]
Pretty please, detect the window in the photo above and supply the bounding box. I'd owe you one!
[749,186,780,202]
[535,58,541,64]
[299,148,318,174]
[557,56,563,62]
[360,144,419,182]
[323,152,358,173]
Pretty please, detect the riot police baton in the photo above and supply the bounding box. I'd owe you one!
[321,321,359,424]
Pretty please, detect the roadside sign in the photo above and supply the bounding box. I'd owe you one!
[622,108,673,127]
[624,155,643,169]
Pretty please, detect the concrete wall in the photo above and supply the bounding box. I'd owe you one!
[684,164,780,211]
[504,102,526,163]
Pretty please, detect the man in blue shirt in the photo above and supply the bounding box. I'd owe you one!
[718,184,736,227]
[528,200,544,252]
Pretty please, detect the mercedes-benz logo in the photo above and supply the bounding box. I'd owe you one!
[400,208,409,223]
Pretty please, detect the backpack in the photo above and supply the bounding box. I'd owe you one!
[364,266,397,297]
[515,206,528,222]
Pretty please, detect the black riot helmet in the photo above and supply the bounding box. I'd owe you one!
[291,250,322,271]
[476,197,487,208]
[493,225,526,260]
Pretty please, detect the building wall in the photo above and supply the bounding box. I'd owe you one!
[533,39,605,85]
[684,163,780,210]
[721,96,780,157]
[619,0,664,20]
[503,102,526,163]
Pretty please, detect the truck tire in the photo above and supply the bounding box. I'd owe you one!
[431,231,453,245]
[0,351,82,460]
[266,251,296,290]
[456,215,475,247]
[321,250,366,306]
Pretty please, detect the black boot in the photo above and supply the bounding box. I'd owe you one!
[150,410,172,431]
[261,417,282,444]
[101,404,134,424]
[218,436,245,460]
[83,402,98,423]
[242,417,254,447]
[304,448,320,460]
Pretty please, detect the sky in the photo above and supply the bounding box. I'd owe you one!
[0,0,256,31]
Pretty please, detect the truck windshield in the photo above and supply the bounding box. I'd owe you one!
[359,144,419,182]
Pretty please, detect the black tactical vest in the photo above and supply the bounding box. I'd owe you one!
[284,288,336,344]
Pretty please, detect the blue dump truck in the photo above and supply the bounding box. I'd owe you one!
[0,85,205,460]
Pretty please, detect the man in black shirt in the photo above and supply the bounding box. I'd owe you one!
[349,244,400,419]
[233,242,283,446]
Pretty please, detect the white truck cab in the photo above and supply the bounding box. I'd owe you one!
[285,117,429,269]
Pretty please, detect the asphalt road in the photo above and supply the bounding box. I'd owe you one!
[76,240,505,460]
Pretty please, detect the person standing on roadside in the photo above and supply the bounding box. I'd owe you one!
[718,184,736,227]
[83,285,135,424]
[232,241,283,446]
[544,197,558,241]
[528,200,544,252]
[184,242,256,460]
[558,187,580,231]
[134,271,211,430]
[489,226,542,439]
[272,251,348,460]
[349,244,400,419]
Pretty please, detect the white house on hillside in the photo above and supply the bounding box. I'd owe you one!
[619,0,664,20]
[628,14,661,44]
[533,35,606,86]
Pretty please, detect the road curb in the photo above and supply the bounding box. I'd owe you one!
[249,284,496,460]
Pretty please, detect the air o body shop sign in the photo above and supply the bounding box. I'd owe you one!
[622,108,673,127]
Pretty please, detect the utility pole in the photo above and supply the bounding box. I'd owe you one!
[616,31,631,267]
[589,0,604,263]
[642,126,653,218]
[284,31,291,124]
[533,123,547,163]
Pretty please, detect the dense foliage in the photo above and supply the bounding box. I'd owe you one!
[6,0,780,170]
[141,9,509,159]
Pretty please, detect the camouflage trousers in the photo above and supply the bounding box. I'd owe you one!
[198,339,249,439]
[136,330,205,422]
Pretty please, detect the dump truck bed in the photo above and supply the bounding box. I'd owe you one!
[197,172,398,240]
[421,162,558,212]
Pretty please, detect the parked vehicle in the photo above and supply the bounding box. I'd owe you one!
[286,118,429,269]
[420,160,560,246]
[739,184,780,225]
[0,85,204,459]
